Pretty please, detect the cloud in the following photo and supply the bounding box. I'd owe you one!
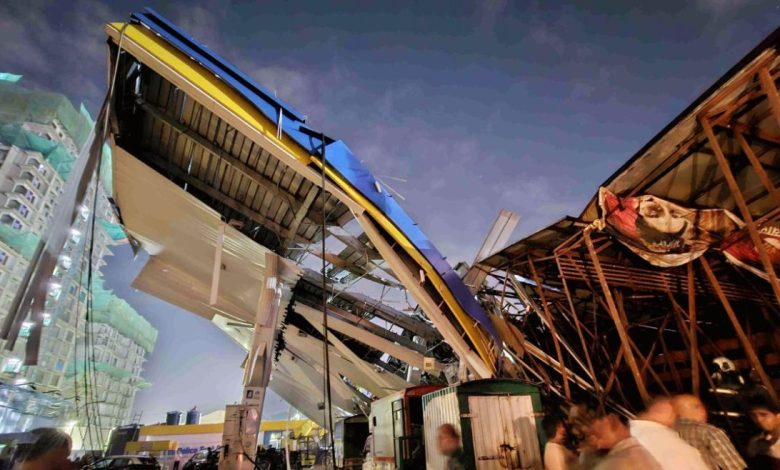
[529,25,567,56]
[694,0,757,15]
[248,65,325,122]
[475,0,510,34]
[0,0,118,112]
[172,5,226,53]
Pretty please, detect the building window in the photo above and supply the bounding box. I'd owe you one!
[2,358,21,373]
[37,164,47,176]
[24,190,36,203]
[31,177,40,190]
[42,313,51,326]
[10,219,22,231]
[55,359,64,371]
[48,283,62,300]
[19,322,33,338]
[0,250,7,265]
[18,204,29,217]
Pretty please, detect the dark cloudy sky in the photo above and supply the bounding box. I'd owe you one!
[1,1,778,422]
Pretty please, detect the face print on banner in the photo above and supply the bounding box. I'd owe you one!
[598,188,742,267]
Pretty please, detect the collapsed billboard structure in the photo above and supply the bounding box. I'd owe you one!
[478,27,780,417]
[98,8,500,449]
[5,7,777,463]
[101,10,780,425]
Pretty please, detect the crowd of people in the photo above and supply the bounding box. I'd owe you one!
[541,392,780,470]
[4,391,780,470]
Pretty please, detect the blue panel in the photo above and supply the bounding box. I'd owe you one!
[324,141,499,341]
[131,8,306,122]
[130,8,499,343]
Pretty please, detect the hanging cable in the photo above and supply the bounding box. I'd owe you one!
[78,20,129,449]
[319,134,336,468]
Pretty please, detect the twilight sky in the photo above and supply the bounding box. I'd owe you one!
[1,1,778,423]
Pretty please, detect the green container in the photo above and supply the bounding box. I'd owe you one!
[422,379,544,470]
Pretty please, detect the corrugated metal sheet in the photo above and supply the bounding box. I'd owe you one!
[128,7,500,346]
[422,386,460,470]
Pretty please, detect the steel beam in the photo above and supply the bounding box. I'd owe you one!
[356,213,492,379]
[140,151,308,245]
[527,258,570,399]
[701,119,780,306]
[296,304,426,369]
[284,185,319,253]
[700,257,778,401]
[464,209,520,293]
[137,98,327,224]
[584,230,650,405]
[297,309,410,396]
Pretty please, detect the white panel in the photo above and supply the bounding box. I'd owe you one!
[468,395,542,470]
[422,387,459,470]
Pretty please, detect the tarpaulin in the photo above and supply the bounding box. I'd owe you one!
[722,222,780,281]
[598,187,742,267]
[599,188,780,282]
[128,8,499,343]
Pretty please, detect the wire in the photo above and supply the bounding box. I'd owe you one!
[319,134,336,468]
[76,20,129,450]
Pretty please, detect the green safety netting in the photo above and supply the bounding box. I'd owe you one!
[0,73,22,83]
[89,277,158,354]
[0,80,149,359]
[0,224,40,260]
[77,102,114,195]
[0,81,91,148]
[0,123,77,180]
[99,219,127,242]
[65,360,152,388]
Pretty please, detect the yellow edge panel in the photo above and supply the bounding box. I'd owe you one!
[107,23,311,169]
[107,23,495,372]
[140,423,224,436]
[126,440,178,452]
[259,419,316,432]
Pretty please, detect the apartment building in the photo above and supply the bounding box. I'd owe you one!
[0,79,157,444]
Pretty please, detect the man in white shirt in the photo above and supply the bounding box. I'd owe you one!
[629,397,709,470]
[542,415,580,470]
[587,413,661,470]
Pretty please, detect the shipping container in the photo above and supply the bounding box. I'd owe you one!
[365,384,443,470]
[422,379,543,470]
[334,415,369,469]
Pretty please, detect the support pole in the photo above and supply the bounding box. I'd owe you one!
[528,258,570,399]
[508,276,592,382]
[735,131,780,209]
[700,257,778,401]
[357,212,492,379]
[638,312,672,379]
[584,230,650,405]
[701,119,780,306]
[759,67,780,131]
[603,346,625,397]
[687,263,700,395]
[555,254,600,393]
[223,253,284,470]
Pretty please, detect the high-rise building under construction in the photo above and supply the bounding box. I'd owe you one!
[0,78,157,448]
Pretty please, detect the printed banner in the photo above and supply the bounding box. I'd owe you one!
[598,188,742,267]
[722,222,780,281]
